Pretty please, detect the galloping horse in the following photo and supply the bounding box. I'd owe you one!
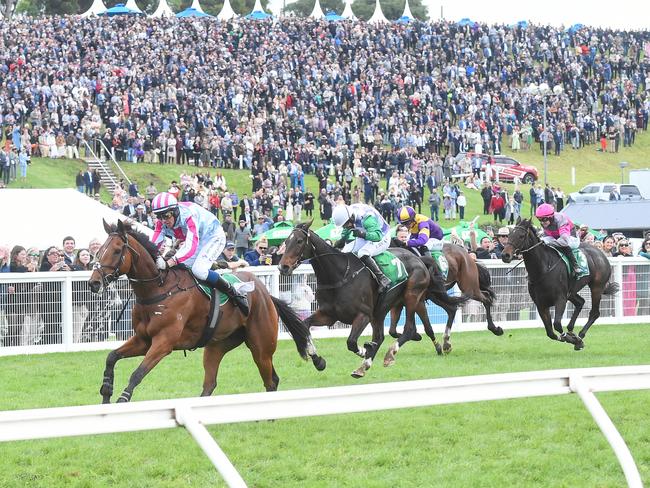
[278,221,466,377]
[389,242,503,353]
[501,219,618,350]
[88,220,324,403]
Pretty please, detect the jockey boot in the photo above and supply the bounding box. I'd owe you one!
[360,255,391,294]
[560,247,581,276]
[207,270,250,316]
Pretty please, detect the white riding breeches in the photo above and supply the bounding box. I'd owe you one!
[343,232,391,258]
[425,237,444,252]
[189,227,226,280]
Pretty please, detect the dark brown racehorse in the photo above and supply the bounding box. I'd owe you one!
[389,242,503,353]
[501,219,618,350]
[278,221,466,377]
[88,220,324,403]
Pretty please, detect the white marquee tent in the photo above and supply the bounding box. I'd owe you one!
[124,0,144,14]
[190,0,205,13]
[340,0,356,20]
[152,0,175,18]
[309,0,324,19]
[80,0,108,17]
[217,0,238,20]
[1,189,150,250]
[367,0,388,24]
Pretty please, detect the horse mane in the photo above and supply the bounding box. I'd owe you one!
[296,222,341,253]
[107,221,160,260]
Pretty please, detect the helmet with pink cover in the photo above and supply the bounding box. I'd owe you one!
[535,203,555,219]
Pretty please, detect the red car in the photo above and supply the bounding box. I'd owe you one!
[457,153,539,184]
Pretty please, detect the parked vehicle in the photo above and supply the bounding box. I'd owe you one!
[455,153,539,183]
[629,170,650,199]
[567,183,643,203]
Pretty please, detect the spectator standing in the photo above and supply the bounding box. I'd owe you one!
[234,219,252,258]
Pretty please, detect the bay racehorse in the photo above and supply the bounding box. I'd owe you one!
[88,219,324,403]
[501,219,619,350]
[278,221,466,377]
[388,242,502,353]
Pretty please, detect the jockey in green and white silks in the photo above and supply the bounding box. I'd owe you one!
[332,203,392,293]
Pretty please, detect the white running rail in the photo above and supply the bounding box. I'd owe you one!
[1,365,648,487]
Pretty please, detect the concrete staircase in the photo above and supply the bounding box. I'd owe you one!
[83,157,118,194]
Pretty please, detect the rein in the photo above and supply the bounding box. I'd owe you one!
[290,227,368,289]
[511,226,564,281]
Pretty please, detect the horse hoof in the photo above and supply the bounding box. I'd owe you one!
[412,332,422,341]
[116,397,128,403]
[313,356,327,371]
[384,358,395,367]
[101,397,111,405]
[443,344,452,354]
[433,342,443,356]
[351,369,365,379]
[493,327,504,336]
[574,340,585,351]
[388,331,399,339]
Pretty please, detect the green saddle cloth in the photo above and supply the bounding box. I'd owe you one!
[552,248,590,278]
[431,250,449,280]
[198,273,242,305]
[373,251,408,286]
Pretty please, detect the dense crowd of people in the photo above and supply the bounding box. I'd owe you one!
[2,15,650,345]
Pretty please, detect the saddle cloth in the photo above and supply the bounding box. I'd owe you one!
[373,251,408,287]
[550,247,590,279]
[431,250,449,280]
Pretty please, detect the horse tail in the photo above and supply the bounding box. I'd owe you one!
[603,281,620,295]
[476,262,497,306]
[270,296,310,360]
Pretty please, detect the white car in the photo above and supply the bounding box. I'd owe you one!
[568,183,643,203]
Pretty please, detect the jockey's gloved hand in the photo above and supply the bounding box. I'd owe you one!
[333,238,346,249]
[156,256,167,270]
[352,227,367,238]
[541,236,555,245]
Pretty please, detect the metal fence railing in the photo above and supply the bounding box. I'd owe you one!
[1,258,648,355]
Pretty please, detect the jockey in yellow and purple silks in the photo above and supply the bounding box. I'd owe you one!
[535,202,581,275]
[397,206,444,256]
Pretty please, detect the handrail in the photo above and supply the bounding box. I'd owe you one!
[89,138,132,186]
[81,140,120,190]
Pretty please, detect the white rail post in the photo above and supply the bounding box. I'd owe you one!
[569,375,642,488]
[175,406,247,488]
[62,274,74,348]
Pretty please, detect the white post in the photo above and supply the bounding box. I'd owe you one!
[571,167,575,186]
[175,406,247,488]
[569,375,643,488]
[62,275,74,348]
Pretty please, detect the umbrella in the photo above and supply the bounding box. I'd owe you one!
[250,221,295,247]
[442,221,488,244]
[324,11,344,21]
[457,18,475,27]
[245,10,272,20]
[176,7,213,18]
[568,23,584,33]
[99,3,143,16]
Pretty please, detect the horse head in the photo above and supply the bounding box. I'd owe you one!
[278,219,315,276]
[501,219,538,263]
[88,219,156,293]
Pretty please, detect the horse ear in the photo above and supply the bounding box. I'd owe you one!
[116,219,126,235]
[103,219,112,234]
[304,218,313,230]
[516,216,522,225]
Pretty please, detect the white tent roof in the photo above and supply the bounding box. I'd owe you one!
[217,0,238,20]
[310,0,324,19]
[190,0,205,13]
[0,189,150,250]
[251,0,266,13]
[124,0,144,14]
[152,0,175,17]
[368,0,388,23]
[401,0,414,19]
[80,0,107,17]
[341,0,356,20]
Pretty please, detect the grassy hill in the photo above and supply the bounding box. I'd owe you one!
[7,130,650,230]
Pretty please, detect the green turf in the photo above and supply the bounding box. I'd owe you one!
[1,324,649,487]
[8,128,650,230]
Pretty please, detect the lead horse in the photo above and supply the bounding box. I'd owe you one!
[88,220,324,403]
[501,219,618,350]
[278,221,467,377]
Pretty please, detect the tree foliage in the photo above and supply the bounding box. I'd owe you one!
[0,0,18,18]
[284,0,427,20]
[284,0,343,17]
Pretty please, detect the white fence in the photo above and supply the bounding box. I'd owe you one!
[1,365,648,487]
[1,258,650,355]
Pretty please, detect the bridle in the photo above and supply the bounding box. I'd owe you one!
[508,225,543,256]
[92,232,162,290]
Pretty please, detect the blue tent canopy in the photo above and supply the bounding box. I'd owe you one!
[568,23,585,33]
[245,10,272,20]
[324,11,344,21]
[396,15,414,23]
[176,7,213,18]
[457,17,475,27]
[99,3,143,16]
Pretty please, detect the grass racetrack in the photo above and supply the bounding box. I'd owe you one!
[1,324,649,487]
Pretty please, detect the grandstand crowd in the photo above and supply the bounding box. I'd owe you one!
[2,15,650,345]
